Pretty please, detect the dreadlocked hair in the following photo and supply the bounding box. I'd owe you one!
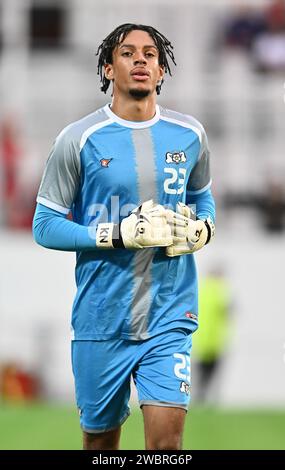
[96,23,176,95]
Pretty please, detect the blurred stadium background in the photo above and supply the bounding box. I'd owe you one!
[1,0,285,449]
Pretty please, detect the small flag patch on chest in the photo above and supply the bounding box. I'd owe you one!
[100,158,112,167]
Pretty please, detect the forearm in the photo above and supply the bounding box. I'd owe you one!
[186,188,216,222]
[33,203,96,251]
[33,200,172,252]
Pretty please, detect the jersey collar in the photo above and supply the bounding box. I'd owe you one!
[104,104,160,129]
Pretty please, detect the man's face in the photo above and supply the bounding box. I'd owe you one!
[104,29,164,99]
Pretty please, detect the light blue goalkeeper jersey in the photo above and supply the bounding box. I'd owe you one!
[36,104,214,341]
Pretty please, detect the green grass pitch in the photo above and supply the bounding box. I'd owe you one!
[0,403,285,450]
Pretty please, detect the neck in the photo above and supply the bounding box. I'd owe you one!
[110,94,157,122]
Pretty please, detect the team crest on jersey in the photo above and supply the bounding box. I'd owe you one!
[166,151,187,164]
[100,158,112,167]
[180,381,190,395]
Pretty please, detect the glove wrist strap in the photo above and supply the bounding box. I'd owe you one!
[112,224,125,249]
[96,223,125,249]
[204,217,215,245]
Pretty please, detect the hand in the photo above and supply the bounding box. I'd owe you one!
[166,202,215,257]
[96,199,173,249]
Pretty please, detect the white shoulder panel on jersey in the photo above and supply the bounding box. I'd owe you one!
[37,106,112,213]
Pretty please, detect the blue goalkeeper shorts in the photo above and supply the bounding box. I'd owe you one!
[71,328,192,433]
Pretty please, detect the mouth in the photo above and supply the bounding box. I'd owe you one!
[131,69,150,81]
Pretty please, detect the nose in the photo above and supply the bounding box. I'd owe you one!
[133,53,147,66]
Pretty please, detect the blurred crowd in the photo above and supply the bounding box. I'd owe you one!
[0,362,40,403]
[0,117,37,230]
[0,0,284,233]
[223,0,285,73]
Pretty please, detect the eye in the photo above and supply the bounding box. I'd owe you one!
[122,51,132,57]
[145,52,155,58]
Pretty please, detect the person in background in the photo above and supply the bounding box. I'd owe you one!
[192,267,231,405]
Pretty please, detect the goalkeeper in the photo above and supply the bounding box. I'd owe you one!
[33,23,215,451]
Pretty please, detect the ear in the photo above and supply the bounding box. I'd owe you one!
[104,63,114,81]
[158,64,165,83]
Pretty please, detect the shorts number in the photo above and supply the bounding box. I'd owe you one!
[173,353,191,383]
[164,168,186,195]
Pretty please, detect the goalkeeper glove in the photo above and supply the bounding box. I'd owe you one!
[166,202,215,257]
[96,199,173,250]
